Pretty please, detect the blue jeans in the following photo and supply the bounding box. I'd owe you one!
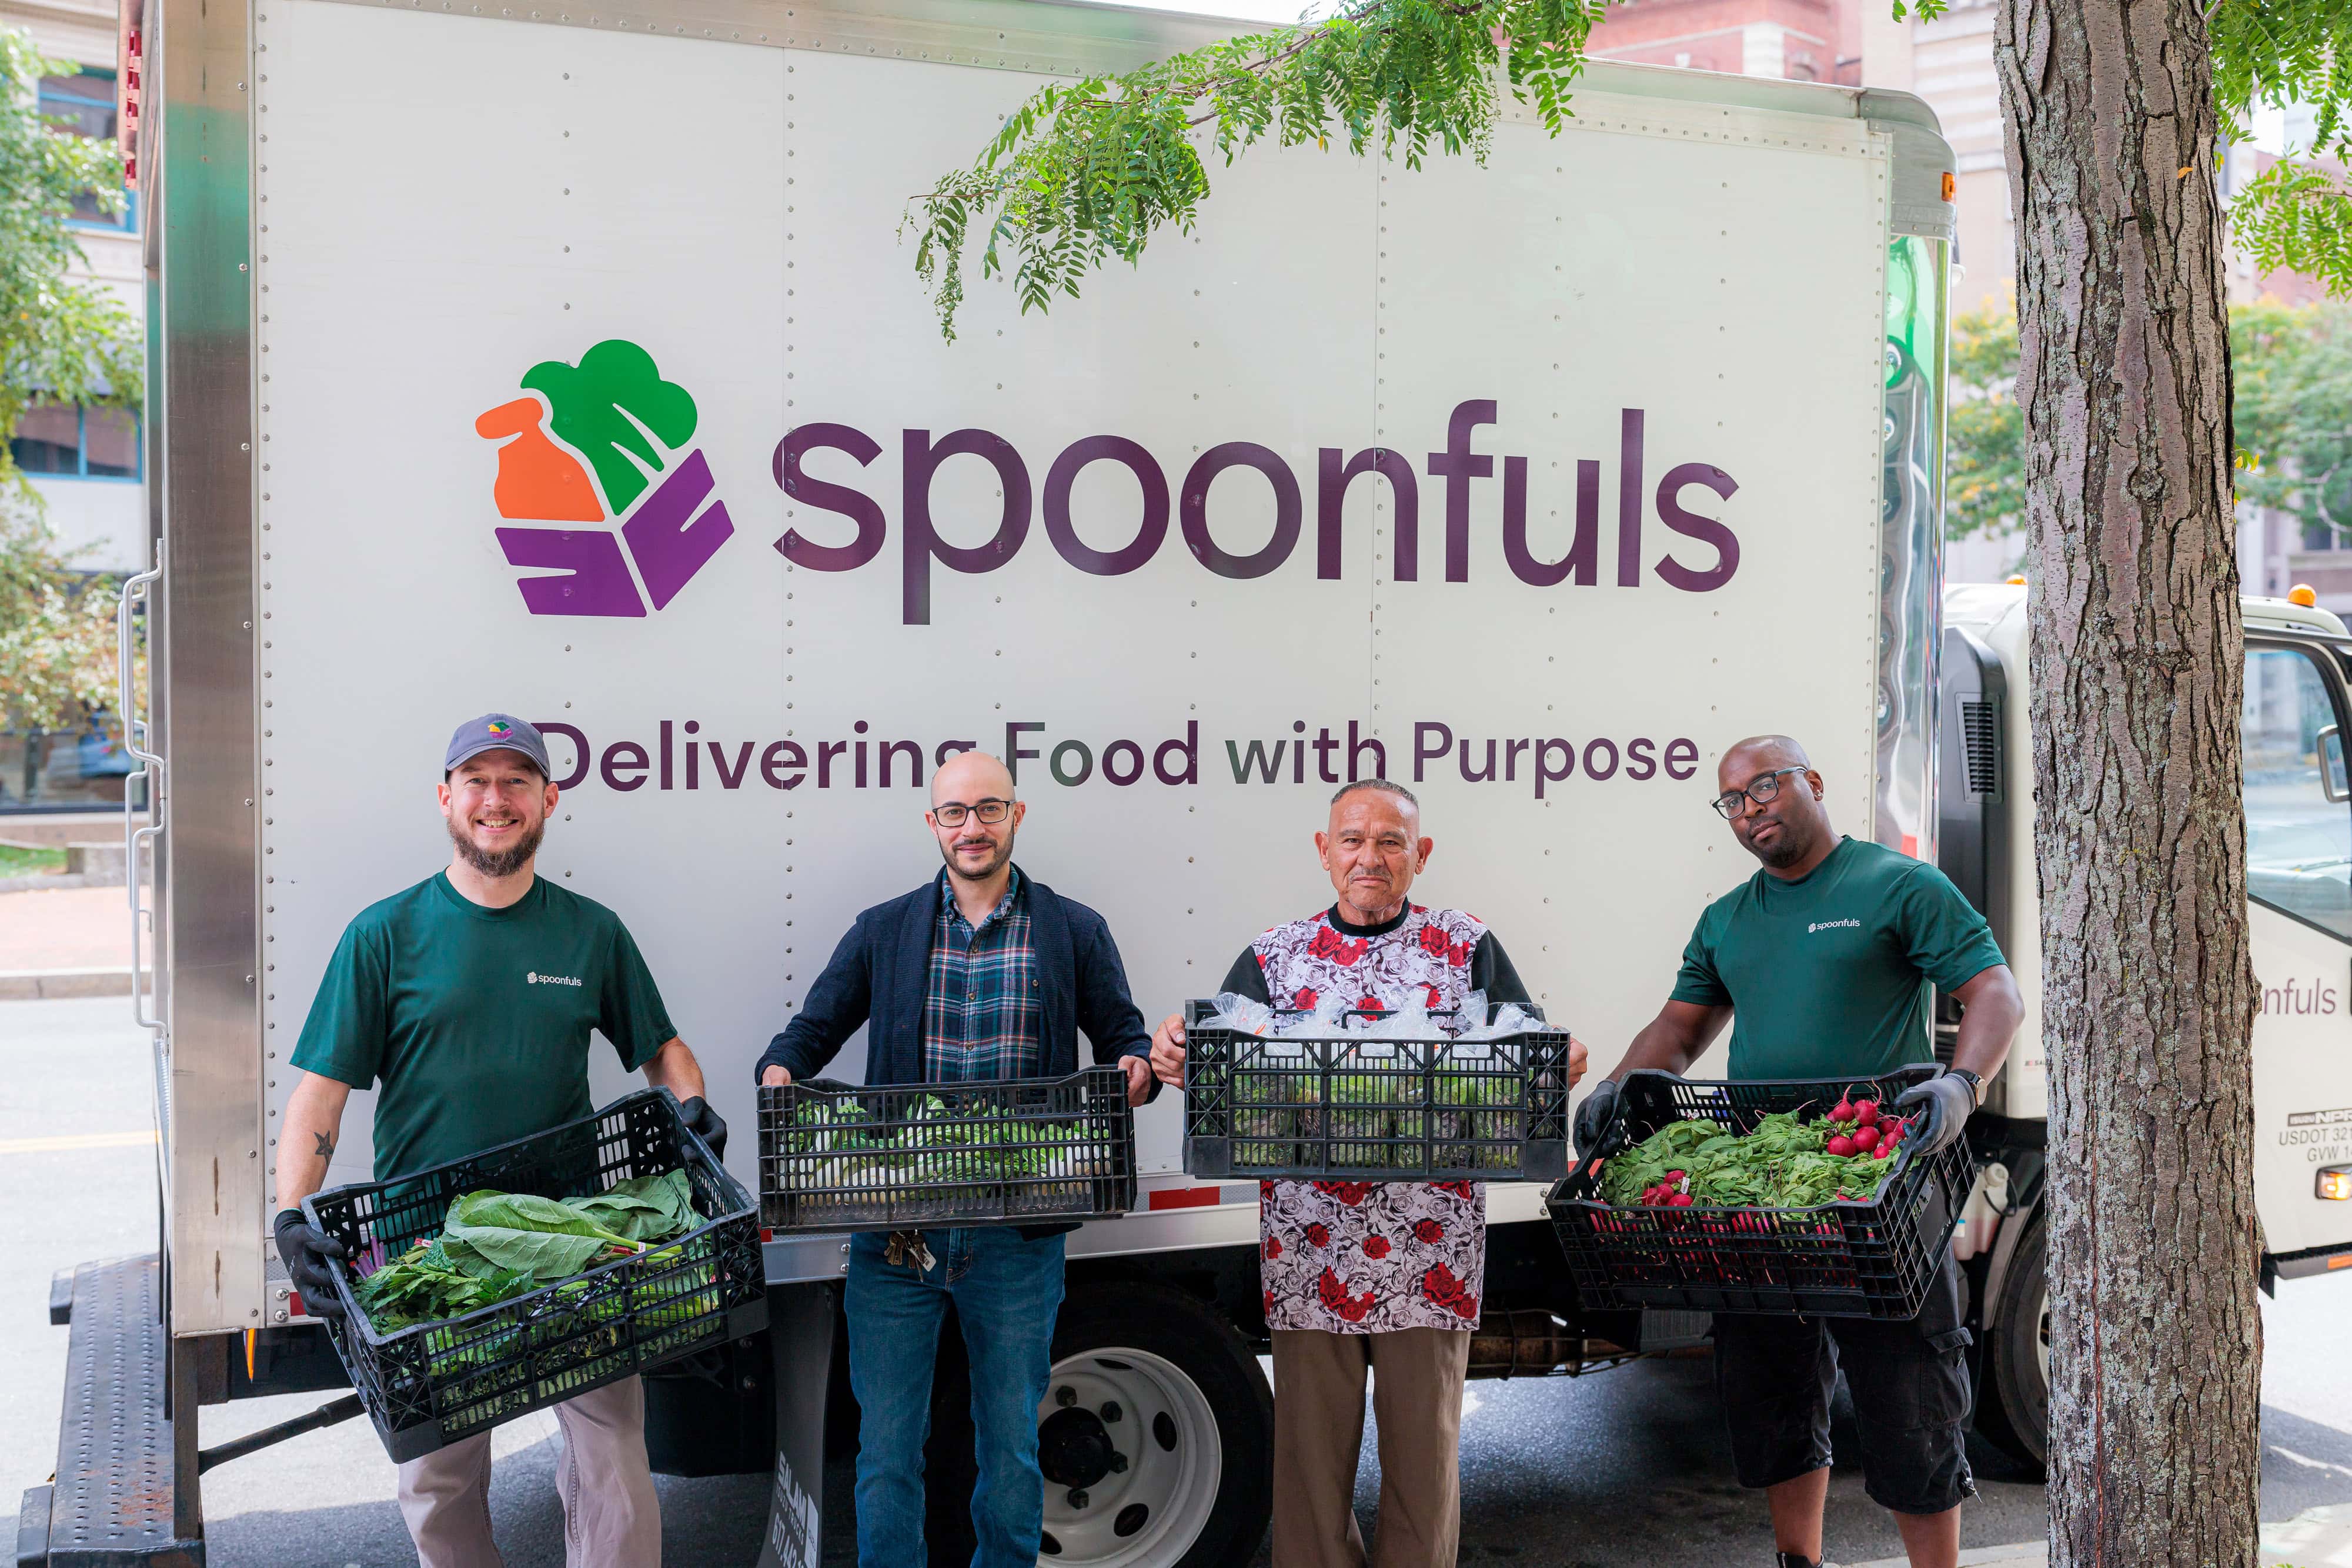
[845,1227,1067,1568]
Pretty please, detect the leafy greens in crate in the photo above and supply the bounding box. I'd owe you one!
[788,1092,1114,1184]
[1201,990,1559,1174]
[353,1169,706,1334]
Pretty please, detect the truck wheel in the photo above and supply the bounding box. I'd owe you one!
[1974,1211,2049,1475]
[1035,1282,1272,1567]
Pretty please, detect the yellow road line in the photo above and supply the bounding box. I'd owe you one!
[0,1129,158,1155]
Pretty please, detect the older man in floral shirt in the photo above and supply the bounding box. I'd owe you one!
[1150,780,1582,1568]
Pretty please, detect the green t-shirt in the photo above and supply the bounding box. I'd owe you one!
[1669,836,2005,1081]
[291,872,676,1180]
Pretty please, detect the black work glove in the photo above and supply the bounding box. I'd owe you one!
[1573,1078,1624,1160]
[680,1095,729,1161]
[273,1208,348,1319]
[1893,1071,1975,1156]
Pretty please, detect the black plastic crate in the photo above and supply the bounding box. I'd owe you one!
[1545,1067,1975,1319]
[757,1066,1137,1234]
[1180,999,1572,1182]
[305,1089,767,1463]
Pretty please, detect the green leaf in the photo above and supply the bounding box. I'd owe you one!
[442,1189,636,1277]
[573,1170,699,1241]
[900,1,1612,340]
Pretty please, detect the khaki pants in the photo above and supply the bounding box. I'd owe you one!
[1271,1328,1472,1568]
[396,1375,661,1568]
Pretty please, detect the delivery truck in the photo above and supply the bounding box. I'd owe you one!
[22,0,2349,1561]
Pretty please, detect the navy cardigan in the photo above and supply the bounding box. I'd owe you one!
[756,868,1156,1095]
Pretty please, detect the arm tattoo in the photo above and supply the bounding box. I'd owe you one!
[312,1131,335,1160]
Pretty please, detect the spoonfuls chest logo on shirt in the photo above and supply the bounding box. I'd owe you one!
[480,339,734,617]
[525,971,583,987]
[1808,918,1862,934]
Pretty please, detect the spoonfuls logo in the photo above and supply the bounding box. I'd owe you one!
[479,339,734,616]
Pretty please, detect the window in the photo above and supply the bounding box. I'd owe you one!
[9,403,141,480]
[38,69,134,230]
[2243,645,2352,940]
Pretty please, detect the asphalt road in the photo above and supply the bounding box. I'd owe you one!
[5,995,2348,1567]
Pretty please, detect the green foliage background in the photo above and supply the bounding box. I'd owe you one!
[1946,300,2023,546]
[904,0,2352,339]
[1945,297,2352,559]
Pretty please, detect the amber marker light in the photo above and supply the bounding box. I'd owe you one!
[1942,171,1956,201]
[2289,583,2319,607]
[2319,1165,2352,1201]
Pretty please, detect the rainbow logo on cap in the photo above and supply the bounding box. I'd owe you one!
[486,721,512,738]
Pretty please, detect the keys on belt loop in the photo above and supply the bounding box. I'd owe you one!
[884,1230,937,1272]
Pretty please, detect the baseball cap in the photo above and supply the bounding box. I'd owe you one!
[445,714,553,778]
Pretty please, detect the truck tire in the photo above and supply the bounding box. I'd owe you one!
[922,1281,1274,1567]
[1037,1282,1273,1566]
[1973,1211,2049,1475]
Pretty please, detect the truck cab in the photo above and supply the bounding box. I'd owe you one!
[1940,580,2352,1468]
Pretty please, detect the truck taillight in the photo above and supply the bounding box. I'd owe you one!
[2318,1166,2352,1201]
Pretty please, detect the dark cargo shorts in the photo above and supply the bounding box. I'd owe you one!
[1712,1253,1978,1515]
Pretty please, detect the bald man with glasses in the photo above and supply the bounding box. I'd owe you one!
[1580,735,2022,1568]
[756,748,1155,1568]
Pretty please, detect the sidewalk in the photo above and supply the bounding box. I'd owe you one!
[0,887,132,995]
[2268,1504,2352,1566]
[1845,1505,2352,1568]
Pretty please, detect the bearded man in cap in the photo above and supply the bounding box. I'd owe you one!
[272,713,724,1568]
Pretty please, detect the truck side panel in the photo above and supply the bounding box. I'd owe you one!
[215,1,1900,1326]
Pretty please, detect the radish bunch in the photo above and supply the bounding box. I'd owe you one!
[1592,1098,1914,1211]
[1822,1093,1912,1161]
[1639,1169,1696,1208]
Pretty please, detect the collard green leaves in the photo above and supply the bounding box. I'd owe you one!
[350,1171,704,1335]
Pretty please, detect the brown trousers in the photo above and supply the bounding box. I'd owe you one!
[396,1375,660,1568]
[1271,1328,1473,1568]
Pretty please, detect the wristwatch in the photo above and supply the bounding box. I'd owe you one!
[1947,1067,1987,1107]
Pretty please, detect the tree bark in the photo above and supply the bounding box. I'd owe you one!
[1996,4,2263,1565]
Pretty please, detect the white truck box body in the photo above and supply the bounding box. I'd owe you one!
[147,0,1952,1336]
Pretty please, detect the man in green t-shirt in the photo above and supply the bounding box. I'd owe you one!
[272,713,723,1568]
[1579,734,2022,1568]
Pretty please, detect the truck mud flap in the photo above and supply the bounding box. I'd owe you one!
[757,1281,838,1568]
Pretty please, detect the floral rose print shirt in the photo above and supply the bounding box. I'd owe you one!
[1218,903,1532,1334]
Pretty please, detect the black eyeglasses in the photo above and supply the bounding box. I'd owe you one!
[1711,767,1809,820]
[933,798,1013,827]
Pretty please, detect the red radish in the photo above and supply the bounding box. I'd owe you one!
[1853,1100,1880,1127]
[1669,1192,1695,1208]
[1852,1125,1882,1152]
[1829,1095,1857,1124]
[1826,1134,1857,1157]
[1874,1143,1895,1160]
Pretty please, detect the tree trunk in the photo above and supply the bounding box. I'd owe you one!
[1996,4,2263,1564]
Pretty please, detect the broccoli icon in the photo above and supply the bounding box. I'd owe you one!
[522,339,699,515]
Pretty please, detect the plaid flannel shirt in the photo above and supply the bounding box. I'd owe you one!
[921,869,1043,1084]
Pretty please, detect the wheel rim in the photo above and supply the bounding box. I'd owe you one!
[1034,1346,1221,1566]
